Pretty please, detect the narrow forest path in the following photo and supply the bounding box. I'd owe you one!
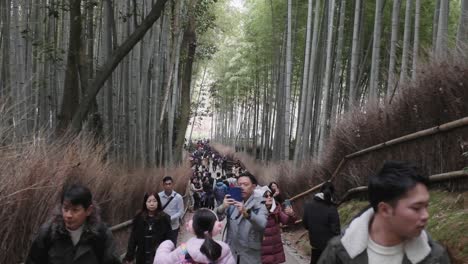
[176,155,310,264]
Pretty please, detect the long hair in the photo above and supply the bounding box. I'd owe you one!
[192,208,222,261]
[268,182,278,192]
[140,192,163,219]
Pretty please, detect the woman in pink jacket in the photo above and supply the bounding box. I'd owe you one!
[154,208,235,264]
[261,189,296,264]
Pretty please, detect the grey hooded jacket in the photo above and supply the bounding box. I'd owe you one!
[216,193,268,264]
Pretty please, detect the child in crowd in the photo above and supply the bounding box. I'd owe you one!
[124,192,172,264]
[154,208,235,264]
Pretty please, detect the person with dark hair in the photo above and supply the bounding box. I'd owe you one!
[158,176,184,246]
[221,156,228,176]
[154,208,235,264]
[190,177,203,211]
[226,173,237,188]
[123,192,172,264]
[214,177,229,207]
[261,189,296,264]
[268,182,284,204]
[202,176,215,209]
[212,157,219,172]
[26,184,121,264]
[303,181,341,264]
[216,172,268,264]
[318,161,451,264]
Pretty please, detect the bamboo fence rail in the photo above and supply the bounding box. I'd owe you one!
[290,116,468,202]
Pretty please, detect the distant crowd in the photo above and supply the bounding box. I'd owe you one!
[25,139,452,264]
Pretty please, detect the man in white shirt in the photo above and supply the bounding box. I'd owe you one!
[318,161,451,264]
[158,176,184,245]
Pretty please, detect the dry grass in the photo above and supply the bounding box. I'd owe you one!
[0,134,191,263]
[321,53,468,194]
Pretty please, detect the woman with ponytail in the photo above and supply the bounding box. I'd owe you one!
[154,208,235,264]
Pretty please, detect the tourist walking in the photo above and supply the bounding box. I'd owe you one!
[159,176,184,245]
[261,188,296,264]
[124,192,172,264]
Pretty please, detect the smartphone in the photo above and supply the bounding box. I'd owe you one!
[228,187,242,202]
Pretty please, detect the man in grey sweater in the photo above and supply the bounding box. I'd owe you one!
[216,172,268,264]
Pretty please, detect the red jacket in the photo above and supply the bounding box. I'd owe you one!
[261,206,296,264]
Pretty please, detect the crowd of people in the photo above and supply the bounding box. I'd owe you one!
[25,140,452,264]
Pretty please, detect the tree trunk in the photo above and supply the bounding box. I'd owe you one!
[331,0,346,126]
[432,0,440,53]
[386,0,401,96]
[283,0,292,160]
[318,0,335,155]
[0,0,11,100]
[70,0,170,133]
[435,0,448,59]
[169,12,184,164]
[300,0,322,160]
[188,67,207,144]
[457,0,468,49]
[174,0,198,164]
[369,0,384,101]
[348,0,361,108]
[399,0,412,85]
[57,0,82,134]
[294,0,314,162]
[104,0,115,151]
[411,0,421,81]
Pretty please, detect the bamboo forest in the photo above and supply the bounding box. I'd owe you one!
[1,0,467,263]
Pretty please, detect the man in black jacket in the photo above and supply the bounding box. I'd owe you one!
[303,182,340,264]
[26,184,121,264]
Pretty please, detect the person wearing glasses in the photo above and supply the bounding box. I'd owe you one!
[260,188,296,264]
